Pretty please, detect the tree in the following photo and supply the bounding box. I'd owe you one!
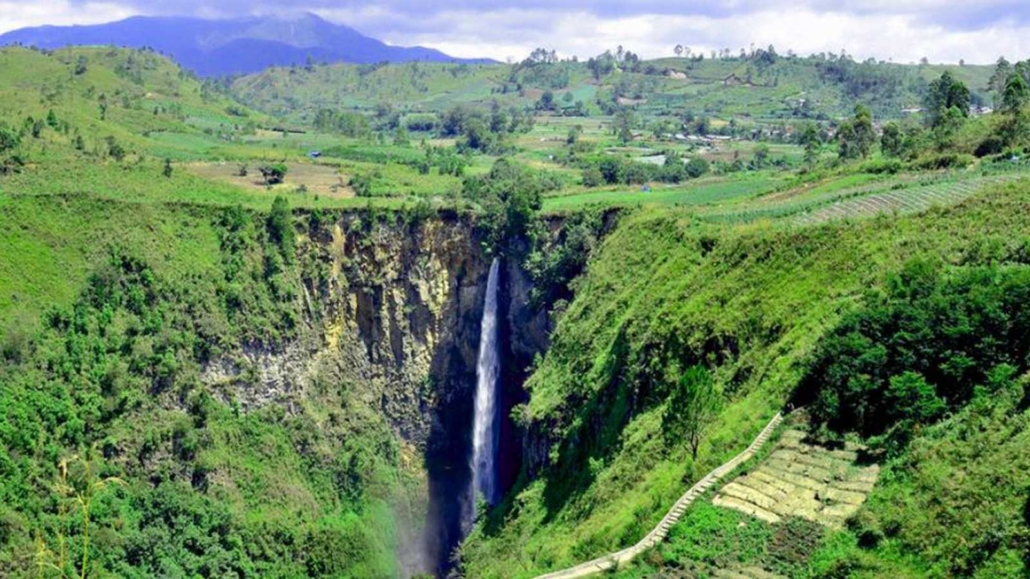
[259,163,287,185]
[925,72,970,128]
[852,104,875,159]
[267,196,295,262]
[836,121,858,160]
[30,118,44,139]
[464,158,545,249]
[933,105,966,151]
[685,157,709,179]
[661,153,686,182]
[674,44,684,57]
[801,123,821,168]
[489,100,508,133]
[536,90,556,112]
[393,125,410,147]
[566,124,582,145]
[162,158,173,178]
[752,143,771,168]
[880,122,904,158]
[663,365,722,459]
[839,105,874,160]
[46,109,59,130]
[74,55,88,75]
[989,56,1013,96]
[581,166,604,187]
[105,136,125,161]
[1000,72,1029,114]
[598,156,625,184]
[0,123,19,153]
[614,109,636,144]
[1000,73,1029,146]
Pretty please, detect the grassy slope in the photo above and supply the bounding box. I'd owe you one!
[461,180,1030,578]
[0,46,256,155]
[231,62,510,118]
[0,194,222,325]
[611,386,1030,579]
[0,193,421,577]
[0,47,449,209]
[231,56,993,122]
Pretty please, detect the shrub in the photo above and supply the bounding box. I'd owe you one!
[259,163,287,185]
[685,157,710,178]
[796,260,1030,438]
[912,153,974,170]
[581,166,604,187]
[858,158,903,174]
[350,172,375,197]
[974,135,1005,158]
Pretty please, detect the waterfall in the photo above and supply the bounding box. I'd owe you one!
[466,257,501,531]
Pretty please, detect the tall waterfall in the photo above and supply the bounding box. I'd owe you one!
[466,258,501,530]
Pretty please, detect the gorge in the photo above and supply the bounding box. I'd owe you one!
[283,212,548,575]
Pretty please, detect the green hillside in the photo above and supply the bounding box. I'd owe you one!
[461,180,1030,578]
[1,39,1030,579]
[230,53,995,124]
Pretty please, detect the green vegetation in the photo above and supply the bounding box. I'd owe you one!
[2,39,1030,579]
[461,181,1030,578]
[797,261,1030,440]
[0,196,418,577]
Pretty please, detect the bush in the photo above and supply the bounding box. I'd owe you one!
[796,260,1030,438]
[912,153,974,170]
[0,123,21,153]
[858,158,903,174]
[685,157,710,178]
[350,172,376,197]
[581,166,604,187]
[259,163,287,185]
[974,135,1005,158]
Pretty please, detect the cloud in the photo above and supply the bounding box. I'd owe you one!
[316,5,1030,65]
[0,0,138,32]
[2,0,1028,65]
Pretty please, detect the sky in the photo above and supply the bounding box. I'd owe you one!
[1,0,1029,64]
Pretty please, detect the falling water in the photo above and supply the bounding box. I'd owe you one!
[465,257,501,531]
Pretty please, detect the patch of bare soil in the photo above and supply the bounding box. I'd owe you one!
[186,162,355,198]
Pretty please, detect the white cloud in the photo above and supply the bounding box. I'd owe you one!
[320,7,1030,65]
[0,1,138,34]
[2,1,1027,65]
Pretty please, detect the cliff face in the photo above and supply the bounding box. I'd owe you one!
[315,213,492,452]
[201,211,551,575]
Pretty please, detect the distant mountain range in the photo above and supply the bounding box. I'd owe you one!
[0,13,493,76]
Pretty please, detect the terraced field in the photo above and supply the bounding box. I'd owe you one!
[700,169,1029,224]
[712,429,879,529]
[793,174,1021,225]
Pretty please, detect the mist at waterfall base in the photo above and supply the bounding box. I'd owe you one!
[465,258,502,531]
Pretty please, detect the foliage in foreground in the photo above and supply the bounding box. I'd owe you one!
[461,181,1030,578]
[0,198,412,578]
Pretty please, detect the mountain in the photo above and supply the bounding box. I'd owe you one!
[0,13,493,76]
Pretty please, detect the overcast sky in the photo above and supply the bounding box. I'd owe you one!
[1,0,1028,64]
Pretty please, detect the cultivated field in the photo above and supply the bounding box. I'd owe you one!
[712,429,880,528]
[186,162,355,199]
